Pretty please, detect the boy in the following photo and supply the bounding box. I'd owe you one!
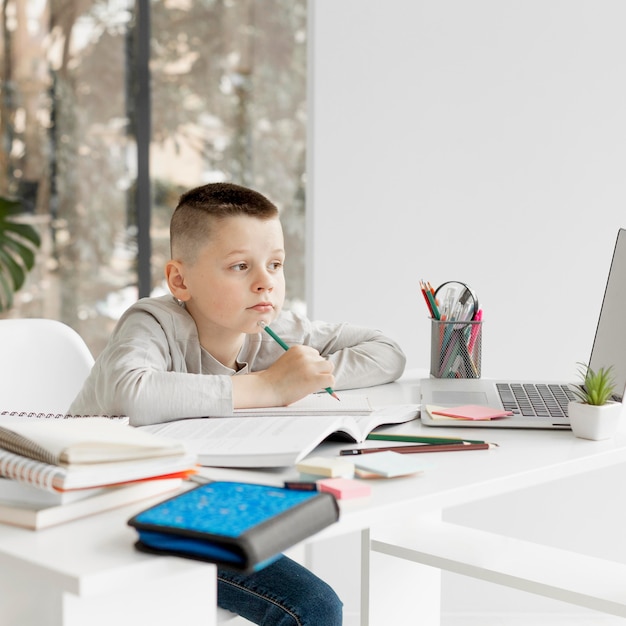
[70,182,406,624]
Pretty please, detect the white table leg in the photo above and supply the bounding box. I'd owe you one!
[366,511,443,626]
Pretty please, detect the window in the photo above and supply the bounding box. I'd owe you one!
[0,0,306,355]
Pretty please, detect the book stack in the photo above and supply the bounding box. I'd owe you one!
[0,414,198,529]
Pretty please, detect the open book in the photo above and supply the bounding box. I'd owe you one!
[139,404,419,468]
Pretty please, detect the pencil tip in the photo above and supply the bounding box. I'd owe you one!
[332,393,341,401]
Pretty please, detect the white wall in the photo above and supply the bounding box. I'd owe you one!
[307,1,626,621]
[307,0,626,381]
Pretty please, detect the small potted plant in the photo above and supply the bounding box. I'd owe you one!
[568,362,623,440]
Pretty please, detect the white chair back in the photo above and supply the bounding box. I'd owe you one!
[0,318,94,414]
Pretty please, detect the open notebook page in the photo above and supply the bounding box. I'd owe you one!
[233,393,373,417]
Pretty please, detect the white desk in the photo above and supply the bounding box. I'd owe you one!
[0,493,216,626]
[2,371,626,626]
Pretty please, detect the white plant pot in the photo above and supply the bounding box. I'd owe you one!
[567,400,624,440]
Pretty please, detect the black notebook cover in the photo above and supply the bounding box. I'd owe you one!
[128,481,339,572]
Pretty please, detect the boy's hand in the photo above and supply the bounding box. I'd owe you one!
[232,345,335,409]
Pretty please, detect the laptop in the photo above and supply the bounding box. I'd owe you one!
[420,228,626,429]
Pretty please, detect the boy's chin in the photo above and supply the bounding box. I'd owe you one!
[245,320,269,334]
[247,315,278,334]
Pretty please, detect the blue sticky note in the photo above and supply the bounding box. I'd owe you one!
[352,451,428,478]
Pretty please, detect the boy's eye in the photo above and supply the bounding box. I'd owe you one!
[269,261,283,271]
[231,263,248,271]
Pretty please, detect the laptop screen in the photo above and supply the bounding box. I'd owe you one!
[588,228,626,402]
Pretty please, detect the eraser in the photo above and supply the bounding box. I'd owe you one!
[283,481,318,491]
[296,456,355,478]
[317,477,371,500]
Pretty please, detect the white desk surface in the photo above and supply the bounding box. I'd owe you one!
[0,497,205,594]
[2,369,626,625]
[202,370,626,538]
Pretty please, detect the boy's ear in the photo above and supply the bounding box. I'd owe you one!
[165,260,191,301]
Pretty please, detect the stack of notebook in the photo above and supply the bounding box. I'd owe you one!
[0,413,198,529]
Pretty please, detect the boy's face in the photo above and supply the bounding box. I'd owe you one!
[168,215,286,339]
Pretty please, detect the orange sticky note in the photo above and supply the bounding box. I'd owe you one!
[431,405,513,420]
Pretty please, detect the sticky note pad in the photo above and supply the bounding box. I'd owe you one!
[317,478,371,500]
[296,456,355,478]
[429,405,513,420]
[352,451,428,478]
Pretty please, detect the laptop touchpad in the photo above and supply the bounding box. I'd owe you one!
[432,391,489,405]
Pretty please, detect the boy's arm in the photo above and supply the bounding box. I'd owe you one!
[70,308,338,425]
[70,305,405,425]
[232,345,336,409]
[71,347,234,427]
[327,332,407,389]
[69,312,234,426]
[76,340,336,424]
[267,313,407,390]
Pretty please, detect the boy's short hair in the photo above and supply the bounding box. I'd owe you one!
[170,182,279,262]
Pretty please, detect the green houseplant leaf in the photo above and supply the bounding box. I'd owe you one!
[571,362,616,406]
[0,196,41,311]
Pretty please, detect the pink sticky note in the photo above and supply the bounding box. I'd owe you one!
[431,405,513,420]
[317,478,371,499]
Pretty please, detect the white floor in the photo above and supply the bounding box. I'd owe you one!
[441,614,626,625]
[228,609,626,625]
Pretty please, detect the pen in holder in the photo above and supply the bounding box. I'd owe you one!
[430,319,482,379]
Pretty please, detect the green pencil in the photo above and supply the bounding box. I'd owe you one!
[366,433,488,445]
[258,321,340,401]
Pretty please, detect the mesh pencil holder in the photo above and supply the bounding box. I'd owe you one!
[430,319,482,379]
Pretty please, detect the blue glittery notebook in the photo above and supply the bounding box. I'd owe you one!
[128,481,339,573]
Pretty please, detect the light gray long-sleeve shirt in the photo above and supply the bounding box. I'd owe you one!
[69,295,407,426]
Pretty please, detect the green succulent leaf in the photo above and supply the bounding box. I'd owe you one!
[0,196,42,312]
[573,362,616,406]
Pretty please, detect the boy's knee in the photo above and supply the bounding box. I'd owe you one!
[311,589,343,625]
[294,572,343,625]
[218,555,343,626]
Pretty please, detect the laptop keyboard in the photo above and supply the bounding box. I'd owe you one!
[496,383,577,419]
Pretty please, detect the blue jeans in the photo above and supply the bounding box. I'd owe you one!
[217,555,343,625]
